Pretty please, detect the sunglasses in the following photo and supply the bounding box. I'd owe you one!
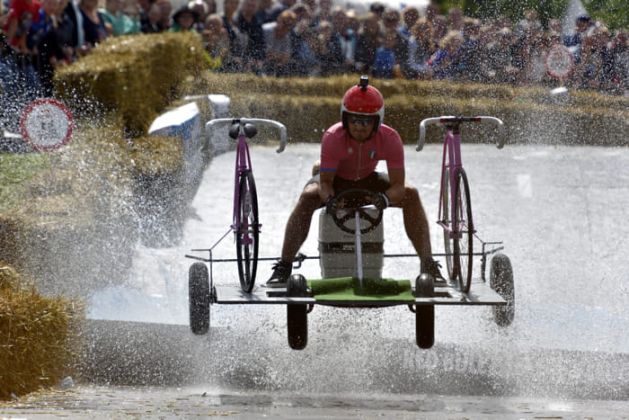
[349,116,375,126]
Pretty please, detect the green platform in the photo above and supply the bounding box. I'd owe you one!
[307,277,414,302]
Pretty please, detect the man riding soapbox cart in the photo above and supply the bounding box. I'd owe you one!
[185,117,515,350]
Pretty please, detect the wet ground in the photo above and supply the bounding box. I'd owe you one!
[4,143,629,417]
[3,385,629,419]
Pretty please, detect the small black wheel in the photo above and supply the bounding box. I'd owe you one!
[327,188,384,234]
[236,170,259,293]
[287,274,308,350]
[490,253,515,327]
[415,273,435,349]
[189,262,210,335]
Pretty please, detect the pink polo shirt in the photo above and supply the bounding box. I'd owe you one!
[319,122,405,181]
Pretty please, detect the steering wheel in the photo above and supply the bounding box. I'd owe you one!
[327,189,384,235]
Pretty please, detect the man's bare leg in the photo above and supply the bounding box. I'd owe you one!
[280,184,322,263]
[398,185,444,278]
[399,185,433,265]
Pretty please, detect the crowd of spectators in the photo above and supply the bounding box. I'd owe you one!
[0,0,627,101]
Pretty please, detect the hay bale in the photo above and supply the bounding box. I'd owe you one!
[0,115,142,295]
[0,153,51,215]
[201,72,517,100]
[203,72,627,109]
[129,135,184,177]
[55,32,206,136]
[201,73,627,145]
[0,263,83,400]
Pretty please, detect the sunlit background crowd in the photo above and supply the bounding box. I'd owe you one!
[1,0,628,100]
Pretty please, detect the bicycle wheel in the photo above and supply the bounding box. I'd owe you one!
[235,170,259,292]
[441,169,455,280]
[453,168,474,293]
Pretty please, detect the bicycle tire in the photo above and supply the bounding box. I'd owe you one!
[235,170,259,292]
[453,168,474,293]
[441,168,455,280]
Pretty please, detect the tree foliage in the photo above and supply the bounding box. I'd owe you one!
[582,0,628,30]
[473,0,567,24]
[433,0,627,30]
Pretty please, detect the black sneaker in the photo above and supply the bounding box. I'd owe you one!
[266,260,292,288]
[422,259,446,283]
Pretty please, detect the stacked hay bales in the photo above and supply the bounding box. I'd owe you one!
[55,32,205,136]
[0,263,82,400]
[0,33,204,400]
[53,33,208,246]
[3,31,208,292]
[201,73,629,146]
[0,116,141,297]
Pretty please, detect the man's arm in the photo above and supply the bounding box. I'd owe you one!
[319,127,339,203]
[319,170,335,203]
[386,167,405,204]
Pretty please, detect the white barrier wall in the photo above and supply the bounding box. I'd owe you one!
[149,101,203,186]
[148,94,231,184]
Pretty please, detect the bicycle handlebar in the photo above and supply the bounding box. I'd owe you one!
[417,116,505,152]
[205,117,288,153]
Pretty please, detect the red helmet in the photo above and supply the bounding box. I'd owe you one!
[341,76,385,131]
